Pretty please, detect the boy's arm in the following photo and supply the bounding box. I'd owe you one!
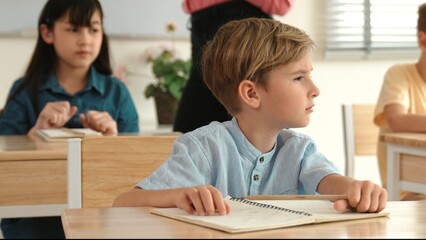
[113,185,231,215]
[384,103,426,132]
[317,173,387,213]
[317,173,356,195]
[113,187,178,208]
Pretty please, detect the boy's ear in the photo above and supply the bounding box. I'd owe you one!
[238,80,260,109]
[418,31,426,51]
[39,24,53,44]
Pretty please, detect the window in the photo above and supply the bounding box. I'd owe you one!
[326,0,424,58]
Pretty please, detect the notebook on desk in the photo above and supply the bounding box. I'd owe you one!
[150,196,390,234]
[37,128,102,141]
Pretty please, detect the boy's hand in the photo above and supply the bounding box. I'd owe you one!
[80,110,118,136]
[175,185,231,216]
[33,101,77,130]
[333,180,387,213]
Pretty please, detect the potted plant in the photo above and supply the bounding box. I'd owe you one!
[143,22,191,125]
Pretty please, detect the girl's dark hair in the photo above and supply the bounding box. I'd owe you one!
[5,0,111,113]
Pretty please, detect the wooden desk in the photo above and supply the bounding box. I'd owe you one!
[61,201,426,238]
[0,135,67,218]
[381,133,426,200]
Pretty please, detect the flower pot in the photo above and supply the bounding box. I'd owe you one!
[153,89,179,125]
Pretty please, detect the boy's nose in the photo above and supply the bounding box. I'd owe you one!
[311,82,320,98]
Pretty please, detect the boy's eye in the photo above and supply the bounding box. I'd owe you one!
[294,76,304,81]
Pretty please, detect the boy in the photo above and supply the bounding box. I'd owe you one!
[374,3,426,200]
[114,18,387,214]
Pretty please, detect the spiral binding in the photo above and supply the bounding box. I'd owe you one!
[230,197,312,216]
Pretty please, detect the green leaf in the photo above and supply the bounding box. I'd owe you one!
[144,84,157,98]
[168,81,182,100]
[145,52,192,101]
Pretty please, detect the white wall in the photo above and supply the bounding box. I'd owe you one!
[0,0,417,179]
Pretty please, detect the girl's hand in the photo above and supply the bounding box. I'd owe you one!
[175,185,231,216]
[31,101,78,132]
[333,180,387,213]
[80,110,118,136]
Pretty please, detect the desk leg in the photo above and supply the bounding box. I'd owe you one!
[68,138,82,208]
[387,143,400,201]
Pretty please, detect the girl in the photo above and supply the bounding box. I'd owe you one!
[0,0,139,238]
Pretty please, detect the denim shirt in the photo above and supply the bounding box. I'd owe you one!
[138,118,341,197]
[0,67,139,135]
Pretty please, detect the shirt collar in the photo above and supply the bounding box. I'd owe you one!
[39,66,106,95]
[225,117,277,162]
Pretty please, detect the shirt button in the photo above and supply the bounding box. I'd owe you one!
[259,157,264,163]
[253,174,259,181]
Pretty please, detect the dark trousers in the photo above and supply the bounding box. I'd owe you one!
[1,217,65,239]
[173,0,271,133]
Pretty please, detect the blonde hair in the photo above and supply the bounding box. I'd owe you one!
[202,18,314,115]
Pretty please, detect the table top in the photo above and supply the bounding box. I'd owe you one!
[0,135,67,161]
[0,133,178,159]
[380,132,426,148]
[62,200,426,239]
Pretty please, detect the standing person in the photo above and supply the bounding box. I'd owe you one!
[114,18,387,214]
[173,0,295,133]
[0,0,139,238]
[373,2,426,201]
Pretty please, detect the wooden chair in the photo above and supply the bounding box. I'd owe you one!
[342,104,379,177]
[67,135,178,208]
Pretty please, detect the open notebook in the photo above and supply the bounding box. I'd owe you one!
[150,196,389,234]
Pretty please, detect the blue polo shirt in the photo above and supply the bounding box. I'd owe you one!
[138,118,341,197]
[0,67,139,135]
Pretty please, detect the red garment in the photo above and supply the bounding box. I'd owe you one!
[182,0,295,15]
